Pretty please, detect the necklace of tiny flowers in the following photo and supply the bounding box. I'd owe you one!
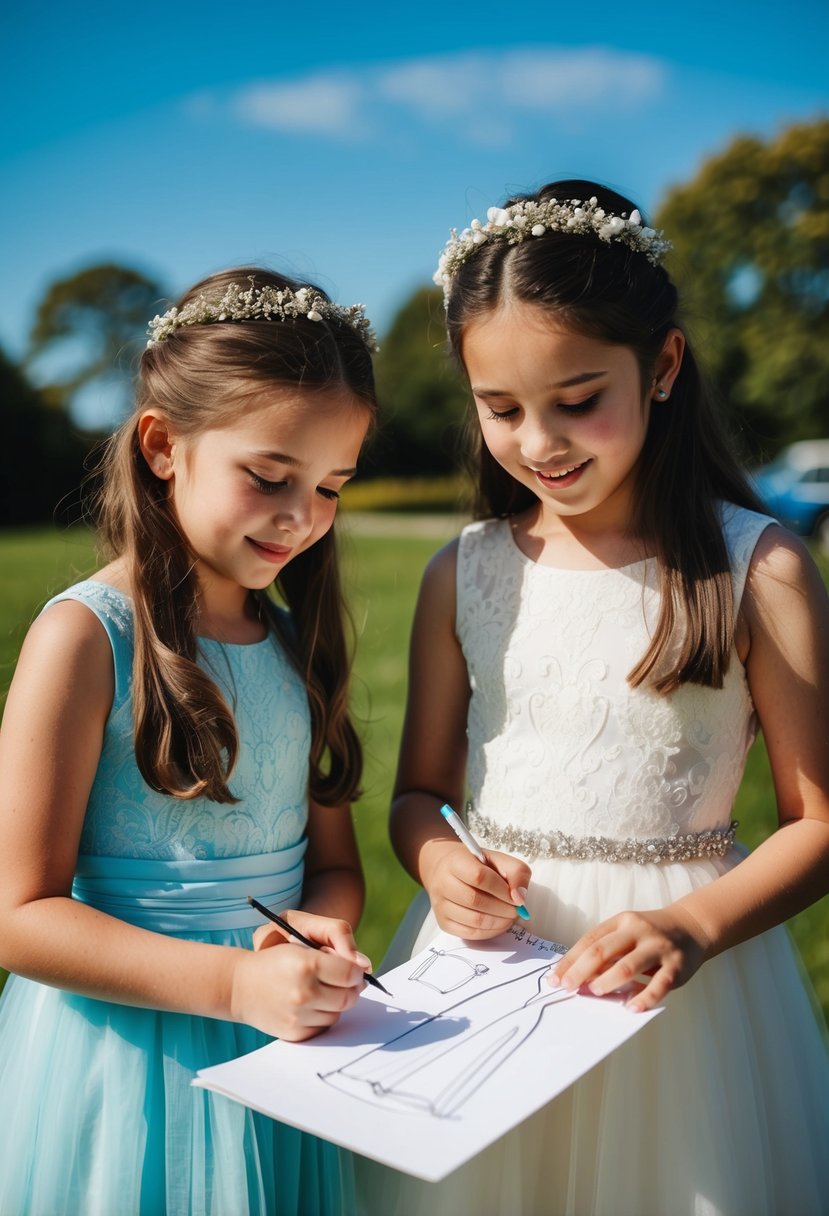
[433,195,672,300]
[146,281,379,351]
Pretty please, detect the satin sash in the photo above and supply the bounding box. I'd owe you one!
[72,842,307,932]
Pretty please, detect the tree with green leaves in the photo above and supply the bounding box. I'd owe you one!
[0,348,94,526]
[656,118,829,457]
[27,263,166,429]
[370,286,469,476]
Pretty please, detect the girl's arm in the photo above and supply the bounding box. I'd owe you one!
[248,663,366,945]
[553,527,829,1010]
[250,797,367,953]
[253,800,370,966]
[0,602,366,1042]
[390,541,532,938]
[299,798,365,926]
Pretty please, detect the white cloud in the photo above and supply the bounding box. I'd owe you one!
[231,75,366,136]
[377,53,492,118]
[211,46,668,141]
[500,49,665,108]
[378,47,665,120]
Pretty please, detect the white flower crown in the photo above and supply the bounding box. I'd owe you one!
[146,281,378,351]
[433,195,672,299]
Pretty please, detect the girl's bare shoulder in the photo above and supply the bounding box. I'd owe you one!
[744,525,827,611]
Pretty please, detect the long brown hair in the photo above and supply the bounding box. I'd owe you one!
[95,267,377,803]
[446,180,765,693]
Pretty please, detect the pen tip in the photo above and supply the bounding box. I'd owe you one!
[245,895,254,906]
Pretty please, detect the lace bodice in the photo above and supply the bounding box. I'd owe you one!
[456,505,773,843]
[43,581,312,860]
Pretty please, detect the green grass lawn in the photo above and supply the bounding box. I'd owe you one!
[1,521,827,1020]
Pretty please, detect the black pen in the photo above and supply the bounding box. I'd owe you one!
[246,895,392,997]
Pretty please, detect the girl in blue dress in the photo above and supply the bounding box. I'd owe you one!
[0,268,378,1215]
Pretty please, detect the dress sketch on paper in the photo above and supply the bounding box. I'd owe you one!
[318,963,575,1119]
[407,947,490,994]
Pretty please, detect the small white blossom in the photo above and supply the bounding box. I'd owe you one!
[494,207,514,225]
[433,194,672,303]
[146,281,378,350]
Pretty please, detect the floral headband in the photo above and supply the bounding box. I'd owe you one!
[433,195,672,300]
[146,281,378,351]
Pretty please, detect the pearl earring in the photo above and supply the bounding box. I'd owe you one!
[655,386,668,400]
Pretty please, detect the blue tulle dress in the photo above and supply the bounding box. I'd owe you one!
[0,581,356,1216]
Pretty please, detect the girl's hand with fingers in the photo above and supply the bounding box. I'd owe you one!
[251,908,371,971]
[233,921,368,1042]
[419,840,532,939]
[550,905,711,1012]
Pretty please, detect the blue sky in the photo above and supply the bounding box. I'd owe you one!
[2,1,827,427]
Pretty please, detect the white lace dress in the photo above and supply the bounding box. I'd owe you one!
[367,505,829,1216]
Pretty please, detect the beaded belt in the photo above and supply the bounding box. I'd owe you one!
[467,810,738,865]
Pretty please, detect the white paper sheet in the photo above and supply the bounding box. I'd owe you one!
[193,925,661,1181]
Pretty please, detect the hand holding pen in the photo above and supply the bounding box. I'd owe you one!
[248,897,392,996]
[227,902,375,1041]
[417,803,533,940]
[440,805,531,920]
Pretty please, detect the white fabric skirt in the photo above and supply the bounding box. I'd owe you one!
[358,850,829,1216]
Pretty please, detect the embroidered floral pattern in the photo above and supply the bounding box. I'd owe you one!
[43,582,311,860]
[456,509,771,852]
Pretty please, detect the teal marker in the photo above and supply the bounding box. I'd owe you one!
[439,803,531,921]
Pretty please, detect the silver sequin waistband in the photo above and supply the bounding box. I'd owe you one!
[467,810,739,865]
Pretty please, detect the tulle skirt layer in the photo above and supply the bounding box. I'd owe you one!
[359,852,829,1216]
[0,926,355,1216]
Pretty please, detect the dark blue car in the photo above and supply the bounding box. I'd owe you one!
[751,440,829,553]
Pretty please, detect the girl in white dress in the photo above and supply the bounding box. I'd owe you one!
[373,180,829,1215]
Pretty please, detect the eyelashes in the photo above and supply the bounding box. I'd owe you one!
[248,472,283,494]
[485,392,601,422]
[247,472,340,501]
[559,392,600,416]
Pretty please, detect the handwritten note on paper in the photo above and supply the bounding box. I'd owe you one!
[193,926,662,1181]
